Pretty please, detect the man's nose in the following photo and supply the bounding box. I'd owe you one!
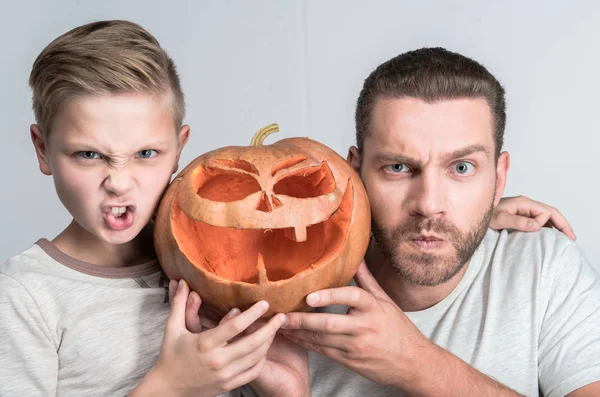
[407,170,445,218]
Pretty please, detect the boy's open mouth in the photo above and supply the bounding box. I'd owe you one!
[104,205,136,230]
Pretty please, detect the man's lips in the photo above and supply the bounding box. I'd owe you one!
[406,234,447,250]
[411,233,445,242]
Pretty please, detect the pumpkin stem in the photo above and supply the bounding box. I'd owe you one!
[251,123,279,146]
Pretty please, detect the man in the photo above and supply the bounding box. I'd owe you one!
[276,47,600,396]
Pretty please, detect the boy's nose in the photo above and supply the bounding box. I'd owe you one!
[104,170,134,196]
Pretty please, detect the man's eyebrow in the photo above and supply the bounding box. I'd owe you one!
[372,144,490,166]
[372,152,423,167]
[441,144,490,161]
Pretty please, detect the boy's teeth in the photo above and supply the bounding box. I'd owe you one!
[111,207,127,215]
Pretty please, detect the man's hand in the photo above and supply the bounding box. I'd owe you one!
[491,196,576,240]
[131,279,287,397]
[280,261,431,390]
[185,289,310,397]
[280,262,522,396]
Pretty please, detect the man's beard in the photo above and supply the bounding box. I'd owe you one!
[371,204,493,287]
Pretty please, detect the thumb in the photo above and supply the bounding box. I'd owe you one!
[353,261,391,301]
[165,279,190,337]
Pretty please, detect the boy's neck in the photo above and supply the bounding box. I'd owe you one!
[51,220,156,268]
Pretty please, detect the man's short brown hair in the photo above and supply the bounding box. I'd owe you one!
[355,47,506,159]
[29,20,185,135]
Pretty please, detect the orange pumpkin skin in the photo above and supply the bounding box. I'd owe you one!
[154,125,371,318]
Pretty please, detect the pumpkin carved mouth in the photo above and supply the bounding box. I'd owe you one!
[171,178,354,284]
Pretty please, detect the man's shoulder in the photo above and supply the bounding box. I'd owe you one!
[480,228,596,289]
[487,227,573,251]
[483,228,584,266]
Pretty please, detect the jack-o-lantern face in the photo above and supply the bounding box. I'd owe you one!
[154,124,371,317]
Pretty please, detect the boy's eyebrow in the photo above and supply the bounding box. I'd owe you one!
[62,139,174,149]
[372,144,490,167]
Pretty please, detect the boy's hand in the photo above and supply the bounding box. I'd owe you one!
[143,279,287,397]
[491,196,576,240]
[185,291,311,397]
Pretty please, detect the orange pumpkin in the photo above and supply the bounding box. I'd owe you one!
[154,124,371,318]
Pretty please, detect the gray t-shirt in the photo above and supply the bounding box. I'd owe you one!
[242,229,600,397]
[0,239,240,396]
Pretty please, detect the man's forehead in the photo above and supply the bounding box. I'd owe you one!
[365,97,495,155]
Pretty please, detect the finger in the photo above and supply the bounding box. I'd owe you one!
[306,286,372,311]
[283,312,352,334]
[544,207,576,240]
[282,333,344,363]
[222,327,276,381]
[353,261,391,301]
[224,313,287,361]
[219,308,241,325]
[201,300,270,348]
[168,279,177,303]
[185,291,203,333]
[279,328,351,351]
[200,316,218,330]
[165,279,190,337]
[222,356,267,392]
[491,210,541,232]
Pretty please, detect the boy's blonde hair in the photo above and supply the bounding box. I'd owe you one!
[29,20,185,135]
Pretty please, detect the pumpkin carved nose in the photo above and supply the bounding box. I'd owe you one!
[255,192,272,212]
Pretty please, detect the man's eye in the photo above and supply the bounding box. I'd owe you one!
[137,149,158,159]
[76,151,101,160]
[384,164,410,173]
[452,161,475,175]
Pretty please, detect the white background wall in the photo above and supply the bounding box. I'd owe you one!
[1,0,598,269]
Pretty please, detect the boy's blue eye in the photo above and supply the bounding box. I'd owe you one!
[137,149,157,159]
[77,151,101,160]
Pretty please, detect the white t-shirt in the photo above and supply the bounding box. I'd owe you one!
[242,229,600,396]
[0,239,238,396]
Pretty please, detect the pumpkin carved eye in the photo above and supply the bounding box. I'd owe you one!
[273,162,336,198]
[195,167,262,202]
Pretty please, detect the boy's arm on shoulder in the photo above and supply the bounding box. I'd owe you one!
[567,382,600,396]
[0,272,58,396]
[538,240,600,396]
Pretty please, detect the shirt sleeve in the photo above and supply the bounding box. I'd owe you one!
[0,273,58,396]
[538,242,600,397]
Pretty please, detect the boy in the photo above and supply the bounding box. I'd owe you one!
[0,20,573,396]
[0,20,287,397]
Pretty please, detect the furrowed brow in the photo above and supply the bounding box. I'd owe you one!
[441,144,490,162]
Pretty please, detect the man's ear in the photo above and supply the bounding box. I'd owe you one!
[30,124,52,176]
[173,124,191,174]
[347,146,361,174]
[494,151,510,206]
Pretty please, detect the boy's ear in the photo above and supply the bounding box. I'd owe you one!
[30,124,52,176]
[173,124,191,174]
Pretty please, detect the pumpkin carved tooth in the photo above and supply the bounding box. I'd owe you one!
[282,225,308,242]
[154,123,371,318]
[257,253,268,284]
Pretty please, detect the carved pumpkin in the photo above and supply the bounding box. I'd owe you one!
[154,124,371,317]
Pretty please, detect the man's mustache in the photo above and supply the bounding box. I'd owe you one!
[390,218,461,240]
